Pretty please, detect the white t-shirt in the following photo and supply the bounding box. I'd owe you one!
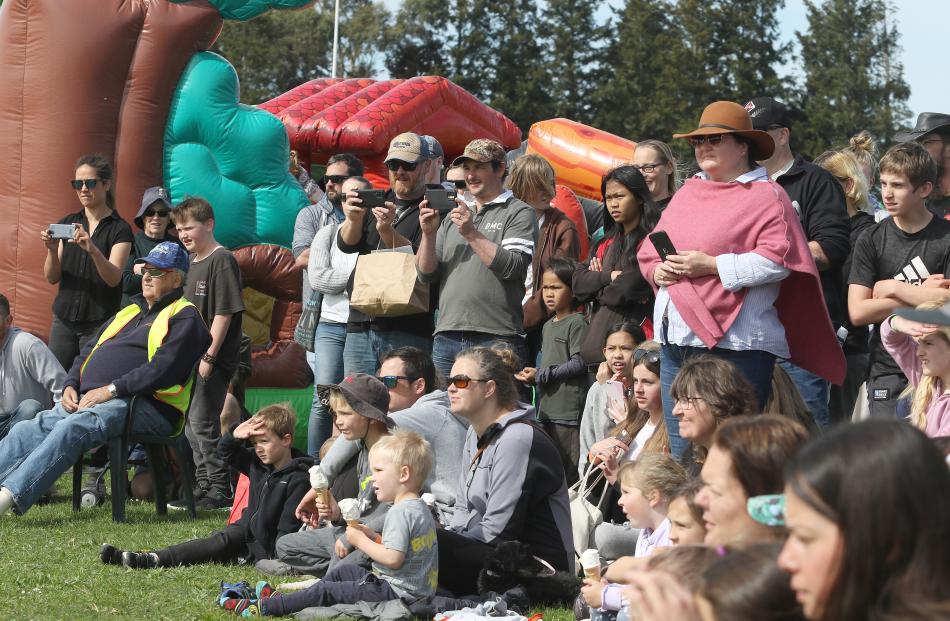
[622,420,657,463]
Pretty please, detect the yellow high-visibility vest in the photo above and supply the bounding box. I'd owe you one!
[80,298,196,433]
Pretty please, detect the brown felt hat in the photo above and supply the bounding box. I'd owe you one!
[673,101,775,161]
[317,374,394,428]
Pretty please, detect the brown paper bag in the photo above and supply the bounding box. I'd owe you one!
[349,249,430,317]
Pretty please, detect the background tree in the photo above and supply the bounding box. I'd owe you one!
[539,0,608,123]
[591,0,694,149]
[385,0,452,78]
[795,0,910,155]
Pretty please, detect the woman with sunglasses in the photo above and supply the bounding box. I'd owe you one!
[120,186,184,308]
[437,346,573,596]
[574,166,660,365]
[637,101,844,459]
[41,154,132,370]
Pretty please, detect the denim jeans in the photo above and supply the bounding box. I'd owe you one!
[309,321,347,457]
[0,399,45,441]
[778,359,830,429]
[432,331,527,379]
[0,397,173,513]
[661,345,775,459]
[342,328,433,377]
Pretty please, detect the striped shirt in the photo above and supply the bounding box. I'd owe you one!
[653,167,791,357]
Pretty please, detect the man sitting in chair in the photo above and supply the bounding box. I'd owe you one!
[0,242,210,516]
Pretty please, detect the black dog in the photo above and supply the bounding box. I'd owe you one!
[477,541,581,607]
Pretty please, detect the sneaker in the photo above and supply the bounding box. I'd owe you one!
[121,550,160,569]
[221,598,260,616]
[219,581,254,607]
[254,558,298,576]
[255,580,276,599]
[100,543,124,566]
[168,486,207,511]
[195,489,233,511]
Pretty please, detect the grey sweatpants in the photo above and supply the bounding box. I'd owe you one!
[275,525,372,576]
[593,522,641,561]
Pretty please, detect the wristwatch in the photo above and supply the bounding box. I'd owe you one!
[107,383,118,399]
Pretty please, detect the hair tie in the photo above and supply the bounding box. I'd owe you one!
[716,545,728,557]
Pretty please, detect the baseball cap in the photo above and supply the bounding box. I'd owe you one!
[317,374,394,428]
[422,135,444,160]
[451,139,506,167]
[744,97,793,130]
[134,241,190,273]
[385,133,429,164]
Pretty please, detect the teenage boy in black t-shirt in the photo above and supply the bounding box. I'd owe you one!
[848,143,950,418]
[171,197,245,509]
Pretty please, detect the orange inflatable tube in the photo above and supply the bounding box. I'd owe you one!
[551,185,589,260]
[527,118,636,200]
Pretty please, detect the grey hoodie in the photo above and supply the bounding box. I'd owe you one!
[0,327,66,413]
[448,406,574,572]
[319,390,468,522]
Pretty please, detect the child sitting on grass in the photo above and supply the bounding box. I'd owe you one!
[579,455,687,621]
[100,404,312,568]
[221,430,438,617]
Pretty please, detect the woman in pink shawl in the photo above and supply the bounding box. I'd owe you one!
[637,101,845,459]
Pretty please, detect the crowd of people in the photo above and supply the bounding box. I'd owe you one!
[0,98,949,619]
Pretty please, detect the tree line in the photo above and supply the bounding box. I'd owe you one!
[114,0,917,159]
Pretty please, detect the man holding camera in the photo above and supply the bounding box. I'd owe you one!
[417,139,538,377]
[337,133,436,375]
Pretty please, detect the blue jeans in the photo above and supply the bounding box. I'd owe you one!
[778,359,830,429]
[0,398,173,513]
[309,321,347,457]
[432,331,527,379]
[661,345,775,459]
[0,399,45,440]
[342,328,433,376]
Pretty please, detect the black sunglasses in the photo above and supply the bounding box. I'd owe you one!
[447,375,489,389]
[143,209,170,218]
[633,348,661,365]
[70,179,99,190]
[322,174,348,185]
[689,135,726,147]
[450,179,467,190]
[386,160,418,172]
[377,375,411,389]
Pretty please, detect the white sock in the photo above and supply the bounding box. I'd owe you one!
[0,488,15,515]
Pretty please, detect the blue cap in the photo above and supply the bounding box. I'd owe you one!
[135,241,190,273]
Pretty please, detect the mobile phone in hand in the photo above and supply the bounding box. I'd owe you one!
[48,223,76,240]
[354,189,387,209]
[648,231,677,261]
[424,187,458,214]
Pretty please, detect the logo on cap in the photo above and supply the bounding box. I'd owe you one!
[744,101,756,112]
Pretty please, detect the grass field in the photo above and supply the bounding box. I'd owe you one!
[1,477,575,621]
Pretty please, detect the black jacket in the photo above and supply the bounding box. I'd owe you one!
[777,155,851,327]
[218,432,314,563]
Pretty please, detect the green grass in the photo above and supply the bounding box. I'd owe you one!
[1,476,575,621]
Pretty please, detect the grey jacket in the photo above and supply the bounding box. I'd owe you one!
[418,192,538,336]
[0,327,66,413]
[319,390,468,523]
[293,196,342,305]
[448,406,574,572]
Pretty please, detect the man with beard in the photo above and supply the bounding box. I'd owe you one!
[337,134,436,375]
[895,113,950,219]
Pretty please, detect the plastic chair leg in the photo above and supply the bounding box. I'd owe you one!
[173,436,198,519]
[108,439,128,523]
[145,444,168,515]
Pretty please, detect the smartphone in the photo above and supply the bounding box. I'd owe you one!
[424,187,458,214]
[648,231,677,261]
[48,223,77,240]
[354,189,387,209]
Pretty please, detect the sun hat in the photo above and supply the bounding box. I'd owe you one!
[673,101,775,161]
[893,112,950,143]
[317,374,394,428]
[134,186,174,229]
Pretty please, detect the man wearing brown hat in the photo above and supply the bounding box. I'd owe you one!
[895,112,950,219]
[268,373,394,576]
[417,138,539,377]
[746,96,850,428]
[337,133,436,376]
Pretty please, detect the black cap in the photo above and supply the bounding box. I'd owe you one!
[744,97,792,130]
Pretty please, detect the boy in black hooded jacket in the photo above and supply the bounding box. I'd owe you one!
[100,404,313,568]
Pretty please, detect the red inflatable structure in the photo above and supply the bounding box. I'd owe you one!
[259,76,523,186]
